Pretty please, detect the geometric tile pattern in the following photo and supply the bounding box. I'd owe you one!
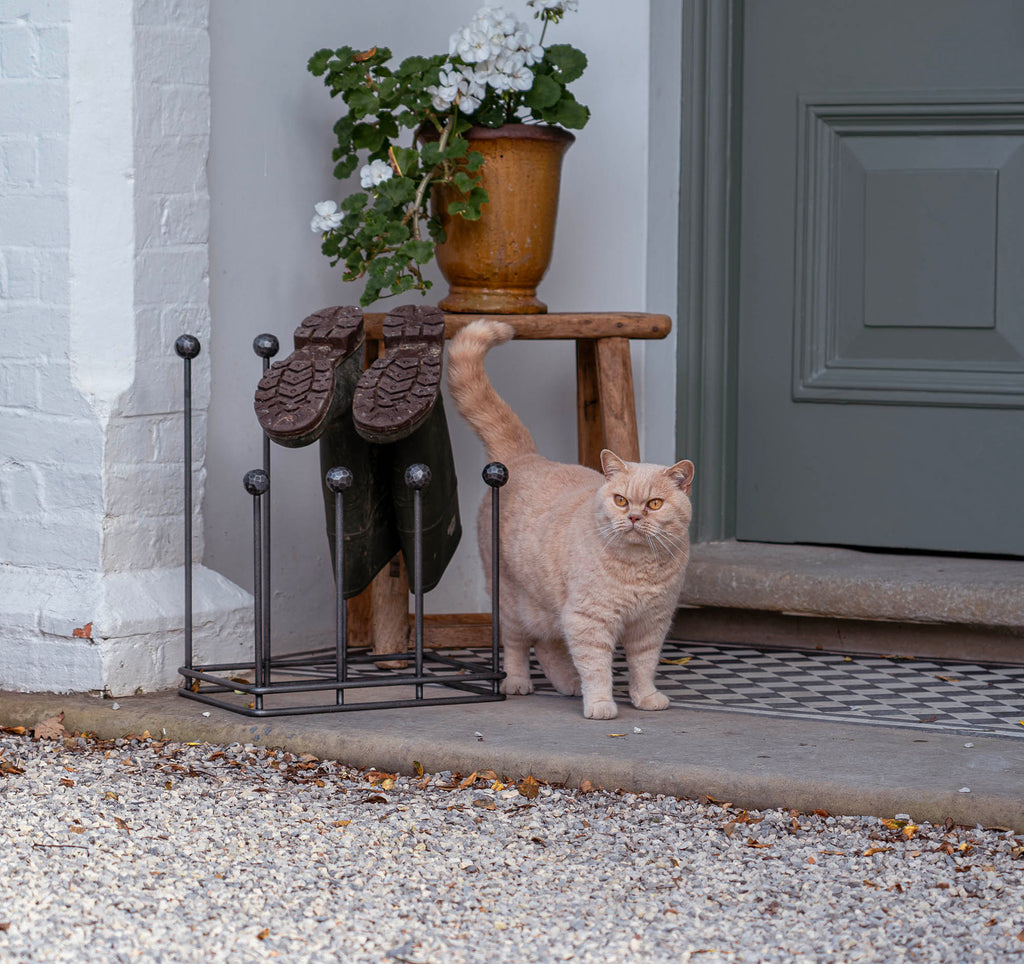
[529,639,1024,740]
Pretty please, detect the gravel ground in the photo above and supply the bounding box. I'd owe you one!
[1,723,1023,964]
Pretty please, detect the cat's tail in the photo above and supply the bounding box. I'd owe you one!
[447,320,538,461]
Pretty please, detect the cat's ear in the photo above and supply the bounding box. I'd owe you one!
[667,459,695,493]
[600,449,629,480]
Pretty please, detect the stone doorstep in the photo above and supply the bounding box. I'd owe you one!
[675,540,1024,664]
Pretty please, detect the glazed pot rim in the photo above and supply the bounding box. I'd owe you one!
[418,122,576,145]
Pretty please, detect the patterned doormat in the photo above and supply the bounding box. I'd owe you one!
[529,639,1024,740]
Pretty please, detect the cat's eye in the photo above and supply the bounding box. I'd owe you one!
[613,494,628,508]
[647,498,664,510]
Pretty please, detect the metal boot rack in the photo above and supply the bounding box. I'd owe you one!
[173,333,507,717]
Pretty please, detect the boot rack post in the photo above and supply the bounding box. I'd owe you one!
[175,333,506,716]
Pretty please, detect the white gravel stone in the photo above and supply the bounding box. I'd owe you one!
[0,731,1022,963]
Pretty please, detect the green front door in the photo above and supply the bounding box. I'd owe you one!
[735,0,1024,554]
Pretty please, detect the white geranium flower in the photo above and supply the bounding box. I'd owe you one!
[427,65,461,110]
[527,0,578,11]
[450,25,494,63]
[508,63,534,91]
[359,159,394,189]
[486,7,519,35]
[310,200,343,233]
[459,64,490,99]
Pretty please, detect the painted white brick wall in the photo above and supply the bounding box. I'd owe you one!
[0,0,250,695]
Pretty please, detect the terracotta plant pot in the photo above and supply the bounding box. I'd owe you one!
[426,124,574,314]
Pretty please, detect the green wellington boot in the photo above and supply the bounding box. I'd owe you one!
[353,305,462,593]
[253,305,399,598]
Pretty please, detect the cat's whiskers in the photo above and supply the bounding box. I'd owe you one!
[647,527,685,560]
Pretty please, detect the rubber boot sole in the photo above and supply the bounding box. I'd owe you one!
[254,306,364,448]
[353,305,445,444]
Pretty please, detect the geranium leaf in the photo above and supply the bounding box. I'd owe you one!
[545,44,587,84]
[524,73,561,110]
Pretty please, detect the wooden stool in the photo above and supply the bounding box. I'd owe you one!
[351,311,672,654]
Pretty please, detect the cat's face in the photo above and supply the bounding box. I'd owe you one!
[596,450,694,559]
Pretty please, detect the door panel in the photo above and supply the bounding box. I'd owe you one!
[736,0,1024,554]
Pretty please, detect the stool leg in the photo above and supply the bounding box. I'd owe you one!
[575,340,604,471]
[594,337,640,462]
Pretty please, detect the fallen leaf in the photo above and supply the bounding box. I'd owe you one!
[863,846,892,857]
[490,781,506,791]
[413,760,424,778]
[365,770,397,787]
[59,778,74,788]
[1,726,27,736]
[0,759,25,777]
[257,928,270,940]
[812,809,830,818]
[517,775,540,800]
[0,923,9,932]
[473,798,496,810]
[456,771,479,791]
[531,836,547,847]
[918,715,938,723]
[478,770,499,781]
[353,47,377,62]
[114,817,131,833]
[579,780,596,793]
[364,794,388,805]
[660,656,692,666]
[68,825,86,835]
[105,791,119,801]
[32,713,67,741]
[72,622,93,638]
[333,820,351,828]
[902,824,919,840]
[164,781,173,791]
[936,676,961,683]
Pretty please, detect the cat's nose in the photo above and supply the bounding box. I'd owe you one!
[628,513,642,525]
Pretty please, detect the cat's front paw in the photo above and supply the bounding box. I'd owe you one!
[501,675,534,696]
[583,698,618,720]
[632,689,670,711]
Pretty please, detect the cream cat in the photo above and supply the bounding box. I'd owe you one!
[447,320,695,720]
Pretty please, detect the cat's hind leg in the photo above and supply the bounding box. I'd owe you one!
[623,618,672,711]
[534,638,581,697]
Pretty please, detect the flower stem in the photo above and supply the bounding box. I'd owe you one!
[410,112,456,242]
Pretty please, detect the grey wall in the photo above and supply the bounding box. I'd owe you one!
[206,1,673,650]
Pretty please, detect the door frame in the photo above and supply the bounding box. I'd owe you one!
[674,0,745,543]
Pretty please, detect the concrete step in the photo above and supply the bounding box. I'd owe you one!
[676,541,1024,663]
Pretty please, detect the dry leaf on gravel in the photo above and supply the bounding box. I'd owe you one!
[32,713,67,741]
[517,775,540,799]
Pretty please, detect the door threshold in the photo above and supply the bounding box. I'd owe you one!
[675,541,1024,663]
